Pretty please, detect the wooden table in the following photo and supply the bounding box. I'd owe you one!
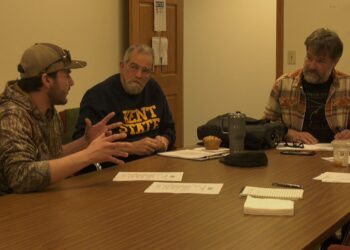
[1,150,350,250]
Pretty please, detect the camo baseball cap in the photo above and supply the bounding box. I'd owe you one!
[17,43,87,79]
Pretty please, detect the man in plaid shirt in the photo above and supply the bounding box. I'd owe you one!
[264,28,350,144]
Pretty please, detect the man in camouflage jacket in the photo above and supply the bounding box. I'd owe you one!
[0,43,132,194]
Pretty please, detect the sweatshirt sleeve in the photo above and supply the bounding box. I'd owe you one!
[0,111,50,193]
[159,89,176,149]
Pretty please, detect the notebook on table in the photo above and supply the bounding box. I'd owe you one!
[158,147,229,161]
[243,196,294,216]
[240,186,304,200]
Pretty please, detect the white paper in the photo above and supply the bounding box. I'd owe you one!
[113,172,183,182]
[154,0,166,31]
[322,157,334,163]
[244,196,294,216]
[313,173,326,180]
[313,172,350,183]
[158,147,229,160]
[152,37,168,66]
[277,143,332,151]
[322,156,350,165]
[144,182,223,194]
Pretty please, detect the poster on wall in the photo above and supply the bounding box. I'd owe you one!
[152,37,168,66]
[154,0,166,31]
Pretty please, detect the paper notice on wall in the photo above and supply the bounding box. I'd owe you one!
[152,37,168,66]
[154,0,166,31]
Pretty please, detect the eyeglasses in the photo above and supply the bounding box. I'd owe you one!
[44,49,72,73]
[127,62,152,77]
[283,141,304,148]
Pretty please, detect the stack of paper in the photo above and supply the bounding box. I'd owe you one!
[313,172,350,183]
[240,186,304,200]
[244,196,294,216]
[158,147,229,160]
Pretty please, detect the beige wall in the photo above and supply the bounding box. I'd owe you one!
[0,0,128,111]
[183,0,276,146]
[1,0,277,147]
[284,0,350,74]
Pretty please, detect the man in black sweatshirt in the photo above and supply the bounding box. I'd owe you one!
[73,44,175,173]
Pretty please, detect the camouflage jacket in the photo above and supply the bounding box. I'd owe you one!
[0,81,62,194]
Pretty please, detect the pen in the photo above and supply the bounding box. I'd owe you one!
[272,182,303,189]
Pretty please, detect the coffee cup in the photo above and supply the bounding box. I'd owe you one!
[331,140,350,167]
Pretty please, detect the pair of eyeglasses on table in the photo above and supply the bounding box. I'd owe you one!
[280,141,316,156]
[282,141,304,149]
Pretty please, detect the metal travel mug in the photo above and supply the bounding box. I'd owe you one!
[221,112,246,154]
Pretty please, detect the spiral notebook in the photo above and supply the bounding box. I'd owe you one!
[240,186,304,200]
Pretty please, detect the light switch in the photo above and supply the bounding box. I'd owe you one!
[287,51,296,65]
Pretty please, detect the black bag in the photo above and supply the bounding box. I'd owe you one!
[197,113,287,150]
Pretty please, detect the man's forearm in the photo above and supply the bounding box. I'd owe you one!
[61,136,89,156]
[49,149,92,183]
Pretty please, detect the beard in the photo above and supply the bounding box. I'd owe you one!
[48,86,68,105]
[122,80,145,95]
[303,70,322,84]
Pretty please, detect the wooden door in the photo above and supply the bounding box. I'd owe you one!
[129,0,184,148]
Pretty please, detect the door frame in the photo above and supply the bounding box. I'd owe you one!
[276,0,284,79]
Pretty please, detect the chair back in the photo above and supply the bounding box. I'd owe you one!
[59,108,80,144]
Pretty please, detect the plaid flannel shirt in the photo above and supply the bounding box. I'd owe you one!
[264,69,350,132]
[0,82,62,194]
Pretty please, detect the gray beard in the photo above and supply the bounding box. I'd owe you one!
[303,71,321,84]
[123,81,143,95]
